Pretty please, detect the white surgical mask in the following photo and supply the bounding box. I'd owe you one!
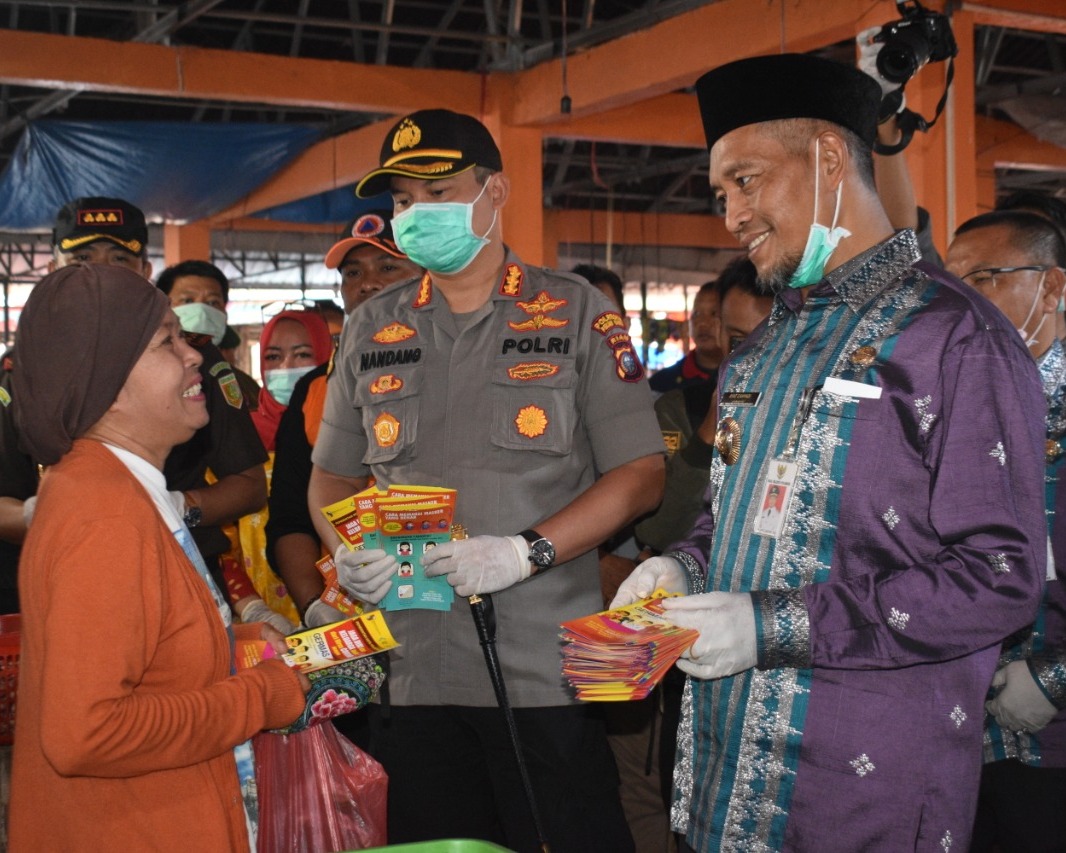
[173,303,228,346]
[786,145,850,290]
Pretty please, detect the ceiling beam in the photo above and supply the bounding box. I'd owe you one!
[976,114,1066,171]
[0,28,482,114]
[505,0,904,126]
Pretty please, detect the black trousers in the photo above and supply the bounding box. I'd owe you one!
[367,703,635,853]
[970,758,1066,853]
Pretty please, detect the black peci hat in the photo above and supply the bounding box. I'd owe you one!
[695,54,882,151]
[356,109,503,198]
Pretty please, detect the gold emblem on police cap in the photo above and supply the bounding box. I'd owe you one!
[714,416,742,465]
[392,118,421,153]
[850,346,877,368]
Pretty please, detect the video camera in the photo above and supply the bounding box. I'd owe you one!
[873,0,958,85]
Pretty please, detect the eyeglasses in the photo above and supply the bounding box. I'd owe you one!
[960,265,1050,292]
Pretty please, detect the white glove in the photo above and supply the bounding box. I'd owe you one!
[334,546,397,605]
[661,592,758,680]
[609,556,687,609]
[421,534,531,597]
[986,659,1059,734]
[303,598,347,629]
[857,25,904,98]
[239,598,297,635]
[22,495,37,528]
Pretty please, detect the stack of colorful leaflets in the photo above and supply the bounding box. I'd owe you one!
[560,590,698,701]
[320,484,457,612]
[236,609,399,674]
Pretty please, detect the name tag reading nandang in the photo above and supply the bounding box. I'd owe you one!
[720,391,761,408]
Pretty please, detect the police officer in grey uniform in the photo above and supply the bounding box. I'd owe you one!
[309,110,665,851]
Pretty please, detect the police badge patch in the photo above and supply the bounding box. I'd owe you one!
[218,372,244,409]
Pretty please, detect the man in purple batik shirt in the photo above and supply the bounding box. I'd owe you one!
[613,54,1047,852]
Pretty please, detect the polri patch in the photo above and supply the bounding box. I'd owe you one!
[373,412,401,448]
[507,362,559,382]
[370,374,404,394]
[509,290,569,331]
[515,405,548,439]
[372,322,416,344]
[592,311,626,335]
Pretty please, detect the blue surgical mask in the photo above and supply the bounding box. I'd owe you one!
[264,365,315,407]
[173,302,228,346]
[786,145,850,289]
[392,180,496,274]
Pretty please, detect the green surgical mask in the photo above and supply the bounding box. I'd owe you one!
[264,366,315,407]
[392,181,496,274]
[786,145,850,289]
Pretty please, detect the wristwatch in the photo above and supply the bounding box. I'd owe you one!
[518,529,556,573]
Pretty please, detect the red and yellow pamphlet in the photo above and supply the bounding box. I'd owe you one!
[560,590,698,701]
[236,609,399,674]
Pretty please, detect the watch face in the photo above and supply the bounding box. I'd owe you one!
[184,506,203,528]
[529,538,555,569]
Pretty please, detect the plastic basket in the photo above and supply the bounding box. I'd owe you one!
[0,614,20,745]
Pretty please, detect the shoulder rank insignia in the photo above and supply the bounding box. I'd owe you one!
[373,412,401,448]
[592,311,626,335]
[498,263,524,297]
[370,374,404,394]
[412,273,433,309]
[507,362,559,382]
[372,322,417,344]
[218,372,244,408]
[515,405,548,439]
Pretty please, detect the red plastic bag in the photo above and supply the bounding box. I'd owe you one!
[254,722,388,852]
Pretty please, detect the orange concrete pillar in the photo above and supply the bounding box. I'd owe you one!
[496,123,545,266]
[163,221,212,266]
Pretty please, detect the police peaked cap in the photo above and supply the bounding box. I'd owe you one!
[695,53,882,150]
[357,109,504,198]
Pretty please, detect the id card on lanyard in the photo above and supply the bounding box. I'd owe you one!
[753,385,820,539]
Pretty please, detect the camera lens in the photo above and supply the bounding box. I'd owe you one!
[876,27,933,84]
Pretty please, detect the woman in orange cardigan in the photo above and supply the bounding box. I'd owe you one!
[8,264,307,851]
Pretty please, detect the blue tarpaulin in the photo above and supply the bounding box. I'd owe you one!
[252,185,393,225]
[0,120,322,229]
